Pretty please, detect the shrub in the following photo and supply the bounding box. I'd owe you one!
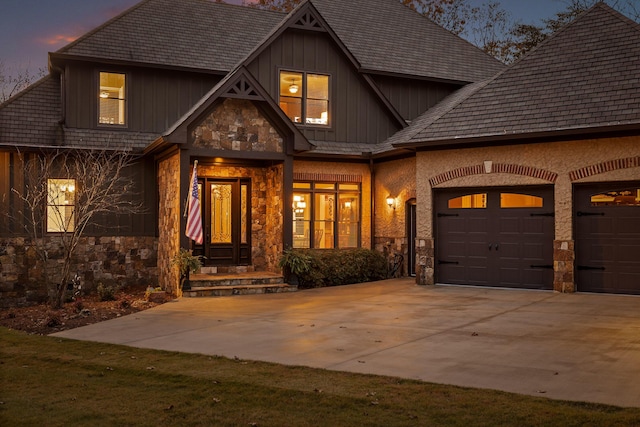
[96,283,117,302]
[280,248,386,289]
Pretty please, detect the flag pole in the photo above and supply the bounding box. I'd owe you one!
[183,160,198,218]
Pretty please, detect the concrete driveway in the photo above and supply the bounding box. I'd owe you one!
[53,278,640,407]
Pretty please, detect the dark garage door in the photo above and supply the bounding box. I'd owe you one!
[575,182,640,295]
[435,186,554,290]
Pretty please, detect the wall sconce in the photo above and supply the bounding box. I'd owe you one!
[386,196,395,210]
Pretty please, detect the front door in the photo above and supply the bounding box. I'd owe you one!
[204,179,251,266]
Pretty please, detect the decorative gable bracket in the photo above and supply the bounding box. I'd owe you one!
[221,75,263,101]
[290,9,326,32]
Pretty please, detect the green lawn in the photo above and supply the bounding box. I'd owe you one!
[1,327,638,426]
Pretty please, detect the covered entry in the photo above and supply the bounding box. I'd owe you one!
[575,181,640,295]
[435,186,554,289]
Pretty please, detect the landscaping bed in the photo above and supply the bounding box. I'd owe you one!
[0,284,169,335]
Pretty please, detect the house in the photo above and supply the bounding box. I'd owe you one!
[0,0,638,305]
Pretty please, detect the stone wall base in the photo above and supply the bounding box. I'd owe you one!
[415,238,434,285]
[374,236,409,277]
[0,236,158,307]
[554,240,575,293]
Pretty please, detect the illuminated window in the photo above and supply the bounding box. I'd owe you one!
[591,188,640,206]
[500,193,544,208]
[279,71,329,126]
[47,179,76,232]
[99,72,126,126]
[292,182,359,249]
[448,194,487,209]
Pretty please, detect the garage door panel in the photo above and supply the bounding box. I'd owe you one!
[575,182,640,295]
[436,186,553,289]
[522,242,545,259]
[621,217,640,234]
[522,217,546,233]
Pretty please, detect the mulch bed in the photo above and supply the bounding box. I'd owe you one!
[0,284,170,335]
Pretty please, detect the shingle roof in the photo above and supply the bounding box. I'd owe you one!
[56,0,504,83]
[0,76,63,148]
[0,75,157,152]
[393,3,640,148]
[57,0,286,73]
[310,0,505,83]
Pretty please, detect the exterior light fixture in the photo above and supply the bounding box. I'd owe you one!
[386,196,395,210]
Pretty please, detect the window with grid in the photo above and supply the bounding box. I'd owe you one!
[292,182,359,249]
[279,71,329,126]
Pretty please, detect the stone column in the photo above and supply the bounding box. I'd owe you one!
[416,238,434,285]
[553,240,575,293]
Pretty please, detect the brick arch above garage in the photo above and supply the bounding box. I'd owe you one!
[569,156,640,181]
[429,163,558,187]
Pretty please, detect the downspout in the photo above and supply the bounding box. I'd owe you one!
[369,155,375,250]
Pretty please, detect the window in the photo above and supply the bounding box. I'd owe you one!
[47,179,75,232]
[591,188,640,206]
[500,193,544,208]
[99,72,126,126]
[448,194,487,209]
[279,71,329,126]
[292,182,359,249]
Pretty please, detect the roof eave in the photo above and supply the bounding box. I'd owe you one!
[48,52,229,76]
[395,123,640,150]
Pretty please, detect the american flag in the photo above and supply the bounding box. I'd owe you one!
[185,163,203,244]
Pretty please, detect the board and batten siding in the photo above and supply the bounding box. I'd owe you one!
[372,75,460,122]
[247,29,402,145]
[64,64,221,133]
[0,152,156,237]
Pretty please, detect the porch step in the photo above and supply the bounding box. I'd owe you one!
[183,271,296,297]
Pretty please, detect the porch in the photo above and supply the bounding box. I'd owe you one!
[183,269,296,297]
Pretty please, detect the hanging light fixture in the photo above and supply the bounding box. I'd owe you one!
[289,80,299,94]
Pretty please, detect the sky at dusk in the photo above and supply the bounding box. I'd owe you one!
[1,0,567,76]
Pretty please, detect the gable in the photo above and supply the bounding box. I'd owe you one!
[159,67,310,155]
[247,26,404,145]
[192,98,284,154]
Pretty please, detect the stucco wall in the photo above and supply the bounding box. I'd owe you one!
[415,135,640,290]
[373,157,416,275]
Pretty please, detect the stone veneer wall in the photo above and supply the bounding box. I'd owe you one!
[192,98,284,153]
[198,164,282,273]
[0,235,157,307]
[415,135,640,291]
[265,165,284,271]
[157,153,181,296]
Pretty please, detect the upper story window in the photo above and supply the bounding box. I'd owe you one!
[279,71,329,126]
[99,72,126,126]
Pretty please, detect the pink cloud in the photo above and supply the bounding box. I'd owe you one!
[39,34,79,46]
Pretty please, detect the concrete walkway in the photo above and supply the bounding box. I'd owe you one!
[53,279,640,407]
